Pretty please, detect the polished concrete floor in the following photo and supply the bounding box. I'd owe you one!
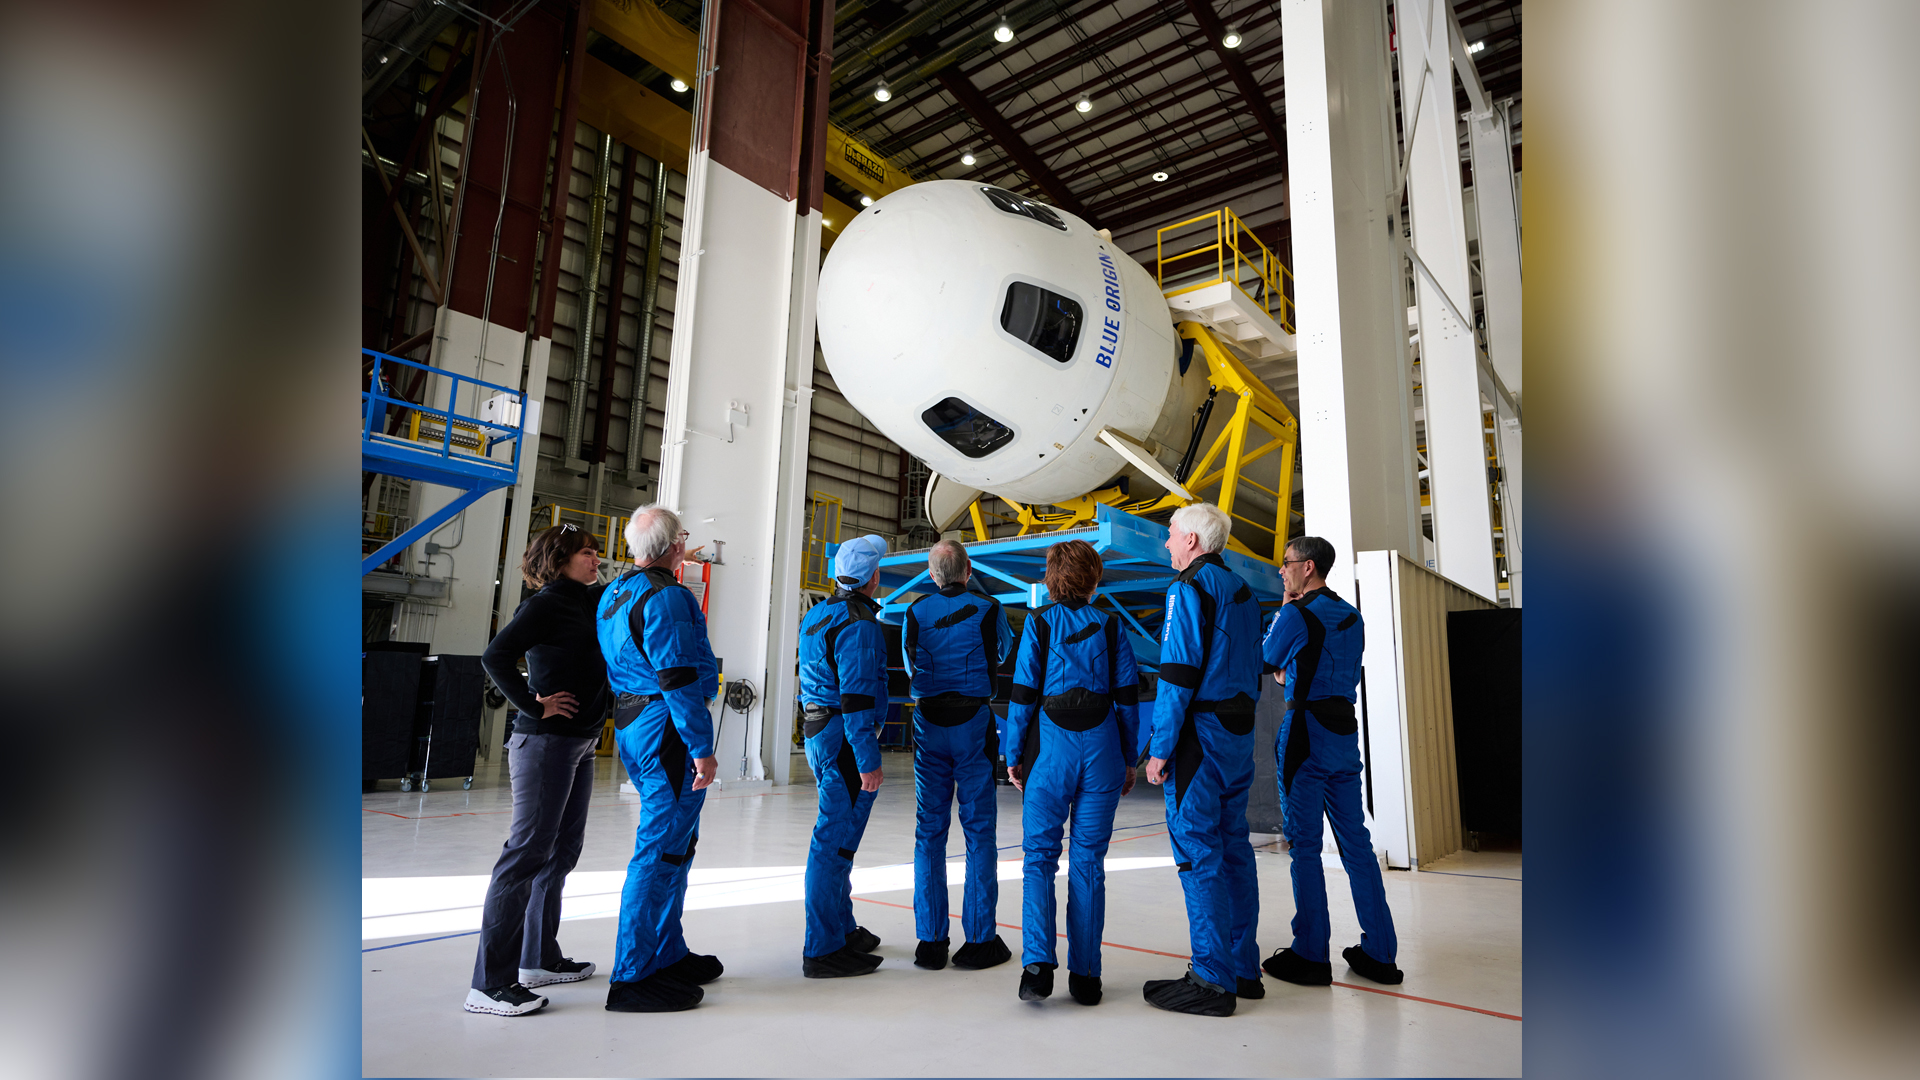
[363,749,1521,1077]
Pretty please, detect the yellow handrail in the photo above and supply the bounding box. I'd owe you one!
[1154,206,1296,334]
[546,505,632,563]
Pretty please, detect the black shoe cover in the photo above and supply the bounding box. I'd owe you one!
[1343,945,1404,985]
[1236,976,1266,999]
[661,951,725,985]
[1018,963,1055,1001]
[1142,971,1237,1017]
[844,925,881,954]
[915,940,949,970]
[1262,947,1333,986]
[1068,972,1102,1006]
[605,971,702,1012]
[951,935,1012,970]
[803,945,883,979]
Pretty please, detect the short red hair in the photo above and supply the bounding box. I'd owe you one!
[1043,539,1102,602]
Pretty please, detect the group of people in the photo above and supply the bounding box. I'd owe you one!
[463,501,1402,1021]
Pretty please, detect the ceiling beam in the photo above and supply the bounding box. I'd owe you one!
[934,64,1091,220]
[1179,0,1286,176]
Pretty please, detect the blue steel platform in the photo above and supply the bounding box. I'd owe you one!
[361,348,526,575]
[854,504,1288,672]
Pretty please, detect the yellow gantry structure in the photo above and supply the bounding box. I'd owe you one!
[966,319,1300,566]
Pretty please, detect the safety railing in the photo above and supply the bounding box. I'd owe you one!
[802,491,844,593]
[1155,206,1296,333]
[545,504,633,564]
[361,348,524,480]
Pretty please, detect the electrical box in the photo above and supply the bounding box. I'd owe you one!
[482,392,523,429]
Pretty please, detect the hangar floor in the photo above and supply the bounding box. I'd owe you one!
[363,749,1521,1078]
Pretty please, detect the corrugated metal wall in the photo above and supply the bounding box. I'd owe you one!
[1392,553,1497,867]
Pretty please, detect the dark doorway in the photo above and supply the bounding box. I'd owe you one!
[1448,608,1522,848]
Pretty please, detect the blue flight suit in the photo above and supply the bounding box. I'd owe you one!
[1262,586,1397,966]
[1005,600,1140,976]
[596,565,719,984]
[1147,552,1264,991]
[797,588,888,958]
[903,581,1013,946]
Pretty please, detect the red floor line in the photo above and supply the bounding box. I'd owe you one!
[1327,981,1522,1021]
[852,896,1519,1019]
[1111,830,1168,843]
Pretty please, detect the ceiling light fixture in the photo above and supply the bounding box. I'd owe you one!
[1152,170,1169,182]
[993,16,1014,43]
[960,148,976,166]
[1221,26,1243,49]
[670,78,689,92]
[873,78,892,102]
[1467,39,1485,53]
[860,195,874,207]
[1075,96,1092,113]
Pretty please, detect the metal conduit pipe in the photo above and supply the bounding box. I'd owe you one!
[567,132,615,463]
[626,157,668,480]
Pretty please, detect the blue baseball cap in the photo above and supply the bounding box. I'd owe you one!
[832,533,888,587]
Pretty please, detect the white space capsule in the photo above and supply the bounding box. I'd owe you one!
[816,180,1210,519]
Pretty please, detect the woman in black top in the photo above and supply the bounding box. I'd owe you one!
[464,523,612,1016]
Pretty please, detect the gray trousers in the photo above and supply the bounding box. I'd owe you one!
[470,732,599,990]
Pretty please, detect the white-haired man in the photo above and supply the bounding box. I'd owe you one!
[901,539,1014,972]
[594,506,722,1012]
[1140,503,1266,1016]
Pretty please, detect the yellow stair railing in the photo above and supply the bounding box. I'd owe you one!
[1155,205,1295,333]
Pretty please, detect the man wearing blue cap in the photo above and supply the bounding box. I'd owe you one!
[796,534,891,977]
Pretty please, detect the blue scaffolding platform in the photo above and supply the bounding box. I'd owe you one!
[361,347,526,575]
[856,504,1289,673]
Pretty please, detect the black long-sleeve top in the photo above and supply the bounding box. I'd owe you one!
[481,577,611,739]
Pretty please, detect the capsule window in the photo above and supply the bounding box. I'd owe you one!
[1001,282,1082,363]
[979,186,1066,231]
[922,397,1015,459]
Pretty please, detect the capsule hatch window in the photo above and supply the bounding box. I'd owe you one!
[921,397,1015,458]
[978,186,1066,231]
[1001,282,1082,363]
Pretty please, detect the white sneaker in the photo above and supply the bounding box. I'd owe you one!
[463,984,548,1016]
[519,958,596,987]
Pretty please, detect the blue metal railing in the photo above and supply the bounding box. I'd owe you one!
[361,347,525,481]
[360,348,529,575]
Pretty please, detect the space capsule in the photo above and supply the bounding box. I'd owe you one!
[815,180,1215,521]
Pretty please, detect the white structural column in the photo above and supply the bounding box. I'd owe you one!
[410,307,525,654]
[656,158,799,784]
[1399,0,1497,600]
[763,211,823,787]
[1493,393,1522,605]
[1281,0,1421,600]
[1469,101,1522,393]
[498,338,551,620]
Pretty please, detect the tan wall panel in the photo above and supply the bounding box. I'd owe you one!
[1394,554,1494,866]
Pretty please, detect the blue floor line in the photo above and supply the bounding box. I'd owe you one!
[363,930,481,953]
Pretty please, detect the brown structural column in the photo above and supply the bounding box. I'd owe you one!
[535,0,595,340]
[1181,0,1287,176]
[933,65,1090,221]
[796,0,836,217]
[593,152,636,462]
[446,0,568,329]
